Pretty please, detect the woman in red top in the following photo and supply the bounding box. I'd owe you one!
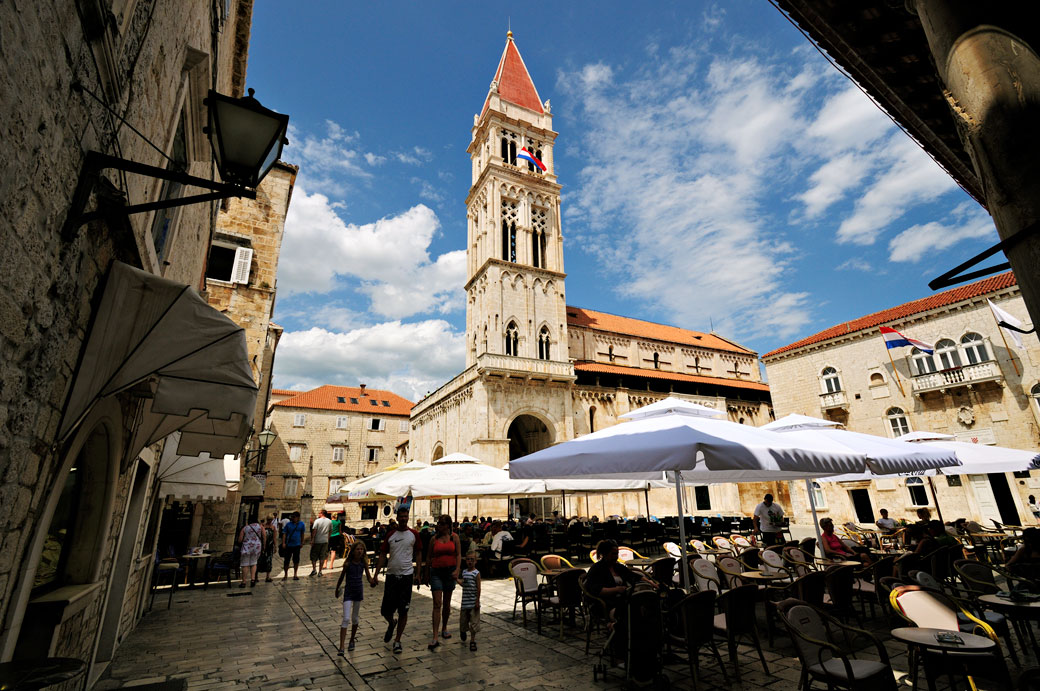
[425,514,461,650]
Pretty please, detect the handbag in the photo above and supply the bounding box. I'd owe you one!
[258,551,272,573]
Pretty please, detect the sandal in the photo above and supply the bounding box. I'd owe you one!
[440,630,451,639]
[427,641,440,651]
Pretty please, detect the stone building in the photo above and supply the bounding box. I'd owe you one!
[408,33,774,521]
[0,0,275,681]
[763,272,1040,528]
[264,386,414,524]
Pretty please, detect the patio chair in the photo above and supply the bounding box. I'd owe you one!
[879,528,908,553]
[759,548,791,578]
[617,545,646,562]
[776,598,896,691]
[766,570,826,644]
[509,558,546,626]
[692,558,723,593]
[800,536,818,559]
[822,563,860,625]
[579,574,611,655]
[731,534,754,553]
[715,555,748,589]
[649,556,676,587]
[149,559,181,610]
[540,554,574,571]
[663,541,683,559]
[780,517,793,541]
[853,555,894,618]
[712,536,734,555]
[668,589,728,690]
[738,546,761,571]
[205,552,237,588]
[715,584,769,681]
[539,567,585,638]
[690,539,711,556]
[951,560,1019,664]
[783,546,815,577]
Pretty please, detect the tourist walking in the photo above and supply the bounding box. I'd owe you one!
[262,516,278,582]
[335,541,376,655]
[1030,495,1040,523]
[326,511,344,571]
[753,493,784,546]
[374,507,422,654]
[457,551,481,651]
[238,517,265,588]
[310,510,332,577]
[425,514,461,650]
[281,511,306,581]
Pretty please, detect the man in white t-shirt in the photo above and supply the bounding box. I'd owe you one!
[310,510,333,577]
[753,494,784,546]
[876,508,897,533]
[373,508,423,654]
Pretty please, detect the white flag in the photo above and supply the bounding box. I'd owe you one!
[988,299,1025,350]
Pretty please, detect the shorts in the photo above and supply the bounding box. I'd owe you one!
[342,599,362,627]
[310,542,330,562]
[283,545,301,567]
[240,549,260,567]
[761,531,781,546]
[460,607,480,635]
[430,567,457,593]
[329,535,345,553]
[380,574,413,619]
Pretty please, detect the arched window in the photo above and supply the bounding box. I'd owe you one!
[912,347,936,375]
[608,345,615,362]
[869,372,885,386]
[505,322,519,356]
[653,352,660,369]
[961,332,988,364]
[906,477,929,506]
[936,339,961,370]
[886,407,910,437]
[501,219,516,262]
[811,481,827,509]
[822,367,842,393]
[532,232,540,268]
[589,406,596,433]
[500,136,516,165]
[537,326,551,360]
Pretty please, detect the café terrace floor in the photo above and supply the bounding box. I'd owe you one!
[96,553,1032,690]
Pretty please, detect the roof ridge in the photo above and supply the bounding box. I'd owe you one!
[567,304,709,336]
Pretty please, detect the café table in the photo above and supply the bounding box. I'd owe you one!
[816,559,861,568]
[739,569,791,583]
[181,553,212,588]
[624,557,656,572]
[0,657,86,690]
[891,627,996,691]
[979,592,1040,653]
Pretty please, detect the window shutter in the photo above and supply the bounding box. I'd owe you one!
[231,247,253,284]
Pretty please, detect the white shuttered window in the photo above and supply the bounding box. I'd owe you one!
[231,247,253,284]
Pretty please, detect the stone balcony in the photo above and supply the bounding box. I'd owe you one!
[819,390,848,410]
[476,353,576,382]
[911,360,1003,394]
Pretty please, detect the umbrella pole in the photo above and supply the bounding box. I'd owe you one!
[454,495,458,523]
[506,494,510,521]
[926,476,945,523]
[805,479,824,558]
[561,490,566,518]
[585,492,590,517]
[674,471,690,591]
[644,487,651,518]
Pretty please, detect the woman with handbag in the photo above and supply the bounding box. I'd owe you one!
[261,516,278,582]
[238,517,266,588]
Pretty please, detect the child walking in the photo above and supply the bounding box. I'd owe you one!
[335,541,377,655]
[457,552,481,651]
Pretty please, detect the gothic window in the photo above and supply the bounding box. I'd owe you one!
[500,131,517,165]
[532,208,548,269]
[589,406,596,433]
[502,199,518,262]
[961,332,988,364]
[912,347,936,375]
[653,352,660,369]
[886,407,910,437]
[532,231,539,268]
[537,326,551,360]
[608,345,615,362]
[936,339,961,370]
[821,367,842,393]
[505,322,519,356]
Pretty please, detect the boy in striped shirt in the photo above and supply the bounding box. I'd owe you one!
[457,552,481,651]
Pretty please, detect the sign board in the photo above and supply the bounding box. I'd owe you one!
[954,428,996,446]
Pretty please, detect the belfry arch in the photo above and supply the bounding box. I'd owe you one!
[506,413,554,461]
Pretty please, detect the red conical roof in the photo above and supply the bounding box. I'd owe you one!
[480,33,544,118]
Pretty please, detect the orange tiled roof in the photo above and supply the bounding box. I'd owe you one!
[567,306,753,355]
[480,35,543,119]
[271,388,302,396]
[274,385,414,416]
[574,361,770,392]
[763,271,1017,359]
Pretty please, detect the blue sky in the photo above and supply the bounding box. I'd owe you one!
[248,2,996,401]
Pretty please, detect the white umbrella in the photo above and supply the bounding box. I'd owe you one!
[377,454,545,501]
[344,460,428,501]
[896,433,1040,476]
[510,399,869,589]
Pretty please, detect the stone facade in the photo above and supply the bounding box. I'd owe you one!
[0,0,265,680]
[264,386,413,525]
[763,272,1040,528]
[408,34,775,523]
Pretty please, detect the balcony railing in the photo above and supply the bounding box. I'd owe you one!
[911,360,1003,394]
[819,390,848,409]
[476,353,575,381]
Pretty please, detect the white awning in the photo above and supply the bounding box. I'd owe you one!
[58,261,257,460]
[157,432,232,501]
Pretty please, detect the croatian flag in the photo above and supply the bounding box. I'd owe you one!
[517,147,546,172]
[880,326,933,354]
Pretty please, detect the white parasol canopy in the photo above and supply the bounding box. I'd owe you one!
[156,432,235,501]
[619,396,725,420]
[343,460,428,501]
[376,453,545,498]
[896,433,1040,475]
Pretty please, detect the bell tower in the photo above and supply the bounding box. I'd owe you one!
[464,32,570,371]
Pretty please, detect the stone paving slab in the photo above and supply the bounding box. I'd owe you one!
[98,559,1031,690]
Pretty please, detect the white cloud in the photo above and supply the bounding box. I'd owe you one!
[888,207,995,262]
[364,152,386,166]
[836,257,874,272]
[796,152,871,219]
[288,121,372,196]
[273,320,466,401]
[278,189,466,317]
[411,177,444,202]
[395,146,433,165]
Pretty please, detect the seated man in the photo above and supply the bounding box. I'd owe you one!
[875,508,897,534]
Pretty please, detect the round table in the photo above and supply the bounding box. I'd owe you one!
[817,559,861,567]
[979,593,1040,653]
[181,553,212,588]
[891,627,996,691]
[0,658,86,690]
[624,557,656,571]
[739,570,790,582]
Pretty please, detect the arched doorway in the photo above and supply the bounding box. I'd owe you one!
[432,444,444,461]
[508,414,555,519]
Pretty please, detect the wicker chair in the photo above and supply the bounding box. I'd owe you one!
[509,558,546,626]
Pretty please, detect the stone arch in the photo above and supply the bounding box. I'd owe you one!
[432,444,444,461]
[504,410,556,461]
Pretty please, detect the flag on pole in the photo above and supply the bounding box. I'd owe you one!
[879,326,933,353]
[517,147,546,171]
[988,299,1025,350]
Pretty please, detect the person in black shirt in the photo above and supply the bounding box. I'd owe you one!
[585,539,655,618]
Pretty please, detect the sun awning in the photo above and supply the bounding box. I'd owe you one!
[157,432,233,501]
[58,261,257,460]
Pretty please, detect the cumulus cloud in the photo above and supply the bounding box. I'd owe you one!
[273,321,466,401]
[836,257,874,272]
[395,146,433,165]
[278,190,465,317]
[888,206,995,263]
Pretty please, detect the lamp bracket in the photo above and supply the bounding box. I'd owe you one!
[928,220,1039,290]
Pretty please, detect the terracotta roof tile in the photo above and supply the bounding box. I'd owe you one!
[271,388,302,396]
[763,271,1017,358]
[566,306,754,355]
[574,361,770,392]
[480,35,543,118]
[273,385,413,416]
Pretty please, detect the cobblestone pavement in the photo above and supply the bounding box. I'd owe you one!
[98,558,1031,690]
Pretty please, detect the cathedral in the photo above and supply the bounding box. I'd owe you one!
[408,33,776,519]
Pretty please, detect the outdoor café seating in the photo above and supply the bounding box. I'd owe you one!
[714,584,769,681]
[668,589,729,689]
[509,558,545,625]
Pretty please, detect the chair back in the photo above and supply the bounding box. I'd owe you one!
[783,546,813,577]
[890,585,960,631]
[692,558,721,593]
[954,559,998,595]
[589,549,600,563]
[791,571,826,606]
[617,546,635,562]
[776,599,834,669]
[732,535,753,552]
[540,554,573,570]
[800,537,817,559]
[650,556,676,585]
[740,547,761,570]
[509,558,540,593]
[909,570,942,591]
[840,537,861,552]
[929,544,957,581]
[824,564,855,611]
[663,541,682,559]
[677,589,717,648]
[691,539,708,554]
[716,555,745,588]
[718,584,758,633]
[555,568,585,607]
[713,536,733,553]
[760,548,786,575]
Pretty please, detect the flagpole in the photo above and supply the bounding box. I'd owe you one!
[886,346,907,397]
[990,309,1020,376]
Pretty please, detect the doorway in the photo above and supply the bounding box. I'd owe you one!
[507,415,553,460]
[988,473,1021,527]
[848,489,875,524]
